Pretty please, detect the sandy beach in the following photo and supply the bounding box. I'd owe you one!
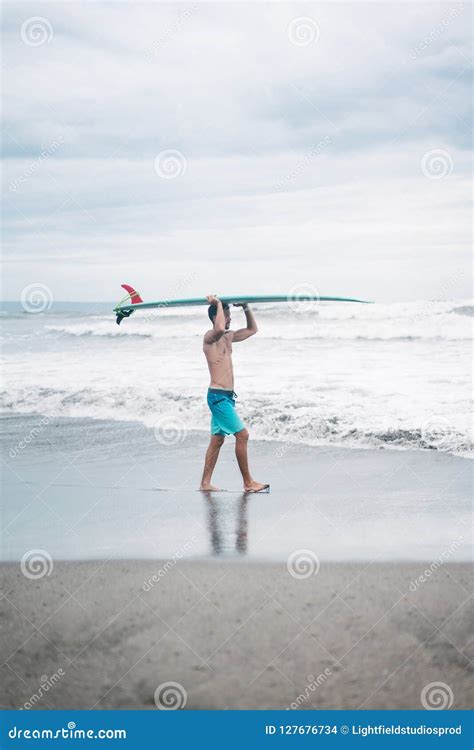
[0,560,472,710]
[1,413,472,710]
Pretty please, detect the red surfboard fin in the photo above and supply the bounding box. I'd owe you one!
[121,284,143,304]
[115,284,143,324]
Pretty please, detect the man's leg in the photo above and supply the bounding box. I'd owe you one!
[200,434,225,490]
[235,429,269,492]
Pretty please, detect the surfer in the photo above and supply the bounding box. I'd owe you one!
[200,295,269,493]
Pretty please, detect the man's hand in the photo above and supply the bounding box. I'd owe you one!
[233,302,249,309]
[206,294,220,305]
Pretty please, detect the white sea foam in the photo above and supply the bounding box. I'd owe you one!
[1,299,472,456]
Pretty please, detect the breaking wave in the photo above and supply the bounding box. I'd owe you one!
[1,386,471,457]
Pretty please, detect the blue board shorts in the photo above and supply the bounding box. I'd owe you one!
[207,389,245,436]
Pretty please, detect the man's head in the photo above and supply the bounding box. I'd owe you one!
[208,302,231,329]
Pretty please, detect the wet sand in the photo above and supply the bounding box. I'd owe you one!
[0,413,472,709]
[1,414,471,561]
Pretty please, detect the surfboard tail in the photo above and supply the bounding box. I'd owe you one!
[115,284,143,325]
[121,284,143,305]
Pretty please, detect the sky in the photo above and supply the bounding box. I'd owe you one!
[2,1,472,302]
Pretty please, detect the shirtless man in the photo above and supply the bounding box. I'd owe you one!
[200,295,269,493]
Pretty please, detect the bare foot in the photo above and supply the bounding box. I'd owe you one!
[200,484,221,491]
[244,481,270,493]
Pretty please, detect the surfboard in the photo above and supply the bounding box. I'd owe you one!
[114,284,372,324]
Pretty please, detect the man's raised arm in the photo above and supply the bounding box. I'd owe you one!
[232,303,258,342]
[204,295,226,344]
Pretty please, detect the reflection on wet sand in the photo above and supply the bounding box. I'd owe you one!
[204,492,250,556]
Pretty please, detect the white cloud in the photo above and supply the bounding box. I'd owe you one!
[2,1,471,300]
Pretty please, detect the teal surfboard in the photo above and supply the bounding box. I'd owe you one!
[114,284,372,324]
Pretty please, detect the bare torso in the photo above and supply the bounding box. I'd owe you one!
[203,331,234,390]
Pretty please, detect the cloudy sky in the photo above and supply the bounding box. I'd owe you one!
[2,1,472,302]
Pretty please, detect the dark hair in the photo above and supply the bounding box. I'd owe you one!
[208,302,229,322]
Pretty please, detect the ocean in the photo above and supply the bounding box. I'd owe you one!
[1,298,472,457]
